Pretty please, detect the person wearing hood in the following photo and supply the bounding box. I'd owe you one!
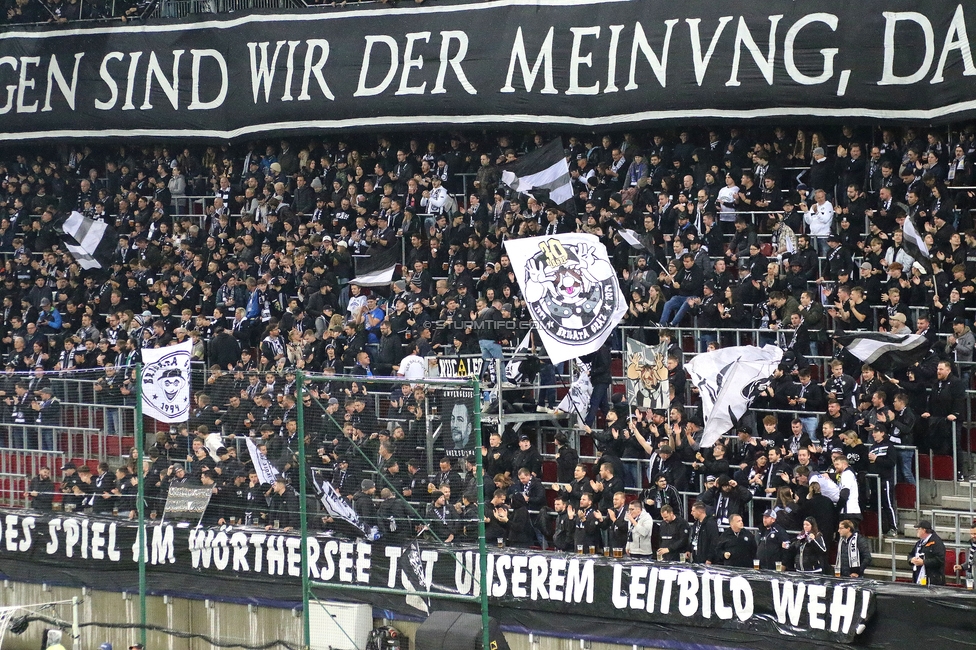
[946,317,974,366]
[352,479,378,529]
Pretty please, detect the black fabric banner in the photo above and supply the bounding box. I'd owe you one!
[1,511,975,648]
[1,0,976,140]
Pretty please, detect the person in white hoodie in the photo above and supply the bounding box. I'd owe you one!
[625,500,655,557]
[802,189,834,255]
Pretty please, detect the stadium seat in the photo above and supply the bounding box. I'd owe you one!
[918,454,931,479]
[932,455,955,481]
[895,483,916,509]
[859,511,878,537]
[946,549,957,578]
[541,461,556,483]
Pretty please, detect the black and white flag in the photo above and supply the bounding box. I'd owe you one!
[900,212,933,274]
[505,233,627,364]
[245,436,280,485]
[686,345,783,447]
[350,245,399,287]
[500,139,576,215]
[834,331,931,374]
[312,471,367,537]
[59,211,117,270]
[140,340,192,423]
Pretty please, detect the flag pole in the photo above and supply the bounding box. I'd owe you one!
[134,363,147,649]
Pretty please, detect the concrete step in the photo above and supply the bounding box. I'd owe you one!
[939,495,976,511]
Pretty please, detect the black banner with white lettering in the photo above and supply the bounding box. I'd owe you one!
[0,511,975,647]
[1,0,976,140]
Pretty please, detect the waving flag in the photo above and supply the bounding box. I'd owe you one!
[140,340,193,423]
[500,138,576,215]
[505,233,627,364]
[701,355,783,447]
[686,345,783,415]
[900,211,934,274]
[350,245,399,287]
[834,331,931,373]
[59,211,117,270]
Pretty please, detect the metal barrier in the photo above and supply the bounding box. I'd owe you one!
[0,448,66,508]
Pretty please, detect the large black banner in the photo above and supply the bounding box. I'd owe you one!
[0,510,875,643]
[1,0,975,140]
[1,510,975,647]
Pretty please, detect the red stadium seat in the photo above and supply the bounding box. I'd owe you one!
[932,456,954,481]
[946,549,957,577]
[895,483,916,509]
[859,511,878,537]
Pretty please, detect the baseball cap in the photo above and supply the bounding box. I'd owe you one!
[860,262,873,271]
[361,479,375,491]
[915,519,933,531]
[518,434,530,441]
[890,312,907,323]
[762,509,776,519]
[61,462,76,470]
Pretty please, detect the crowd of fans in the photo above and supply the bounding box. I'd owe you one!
[2,124,976,585]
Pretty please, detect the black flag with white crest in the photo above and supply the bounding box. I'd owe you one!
[58,211,117,270]
[834,331,931,374]
[500,139,576,216]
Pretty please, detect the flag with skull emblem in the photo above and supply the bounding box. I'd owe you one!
[140,340,193,423]
[505,233,627,364]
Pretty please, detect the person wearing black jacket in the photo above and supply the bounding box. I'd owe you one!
[910,519,946,586]
[605,491,630,552]
[424,490,456,543]
[689,501,720,564]
[581,340,612,426]
[790,517,828,574]
[510,435,543,478]
[25,466,54,511]
[700,475,752,531]
[550,494,575,552]
[572,492,603,553]
[922,360,966,456]
[91,462,116,514]
[716,514,758,568]
[690,281,722,351]
[592,462,623,512]
[868,428,898,536]
[788,368,827,442]
[483,490,510,546]
[837,519,872,577]
[657,505,689,562]
[265,478,299,531]
[757,509,791,570]
[889,393,917,485]
[352,479,378,531]
[660,253,704,327]
[640,473,682,520]
[483,432,512,479]
[554,433,579,484]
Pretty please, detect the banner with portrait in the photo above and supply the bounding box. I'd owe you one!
[625,338,669,412]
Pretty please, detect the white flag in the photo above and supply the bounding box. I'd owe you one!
[245,436,280,485]
[505,233,627,365]
[686,345,783,415]
[313,471,365,534]
[700,356,783,448]
[140,340,193,423]
[557,360,592,417]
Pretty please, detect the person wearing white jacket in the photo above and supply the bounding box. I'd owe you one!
[625,500,655,557]
[802,189,834,255]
